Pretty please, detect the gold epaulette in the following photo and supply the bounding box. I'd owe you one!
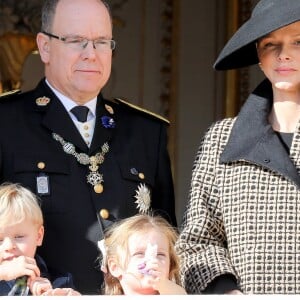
[114,98,170,124]
[0,89,20,98]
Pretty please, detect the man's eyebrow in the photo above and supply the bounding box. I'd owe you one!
[63,34,112,39]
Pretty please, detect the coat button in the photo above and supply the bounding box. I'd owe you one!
[138,173,145,180]
[37,162,46,169]
[99,209,109,219]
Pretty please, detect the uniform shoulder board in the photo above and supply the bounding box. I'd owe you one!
[0,89,21,99]
[114,98,170,124]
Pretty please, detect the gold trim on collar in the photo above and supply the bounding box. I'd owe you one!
[114,98,170,124]
[0,89,20,98]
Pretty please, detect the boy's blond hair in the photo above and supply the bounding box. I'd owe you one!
[102,214,180,295]
[0,182,43,227]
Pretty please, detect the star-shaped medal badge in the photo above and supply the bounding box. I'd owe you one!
[134,183,151,214]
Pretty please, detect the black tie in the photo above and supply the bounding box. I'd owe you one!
[71,106,89,122]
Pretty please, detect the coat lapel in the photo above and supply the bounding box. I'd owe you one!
[34,80,89,152]
[89,96,115,154]
[220,79,300,188]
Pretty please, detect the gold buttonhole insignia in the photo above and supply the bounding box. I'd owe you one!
[105,104,114,115]
[36,96,50,106]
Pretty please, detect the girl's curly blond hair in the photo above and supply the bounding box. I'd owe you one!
[100,214,180,295]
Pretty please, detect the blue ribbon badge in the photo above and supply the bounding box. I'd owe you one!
[101,116,115,129]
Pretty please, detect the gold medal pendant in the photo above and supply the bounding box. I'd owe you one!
[94,184,103,194]
[52,133,109,194]
[87,171,104,192]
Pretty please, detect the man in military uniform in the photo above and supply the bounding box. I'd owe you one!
[0,0,176,294]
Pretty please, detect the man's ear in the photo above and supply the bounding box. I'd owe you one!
[36,225,44,246]
[36,32,50,63]
[107,257,123,278]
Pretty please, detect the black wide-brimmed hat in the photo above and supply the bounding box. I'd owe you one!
[214,0,300,70]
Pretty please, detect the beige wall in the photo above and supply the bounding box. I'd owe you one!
[175,0,227,221]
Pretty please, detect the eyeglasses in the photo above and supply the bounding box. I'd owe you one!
[42,31,116,51]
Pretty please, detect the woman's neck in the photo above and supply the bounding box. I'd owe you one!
[269,101,300,132]
[269,87,300,132]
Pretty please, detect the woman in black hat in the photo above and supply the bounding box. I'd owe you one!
[176,0,300,295]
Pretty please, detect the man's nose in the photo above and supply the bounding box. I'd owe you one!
[81,41,97,59]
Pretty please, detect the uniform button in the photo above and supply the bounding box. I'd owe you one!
[138,173,145,180]
[83,125,89,130]
[37,162,46,169]
[99,209,109,219]
[84,133,90,138]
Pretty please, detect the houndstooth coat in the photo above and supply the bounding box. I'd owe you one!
[176,79,300,294]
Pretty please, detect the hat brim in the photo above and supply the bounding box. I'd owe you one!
[214,4,300,70]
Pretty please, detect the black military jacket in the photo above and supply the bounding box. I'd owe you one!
[0,79,176,294]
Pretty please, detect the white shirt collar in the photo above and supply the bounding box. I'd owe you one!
[45,79,97,117]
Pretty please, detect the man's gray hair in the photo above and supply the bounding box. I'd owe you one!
[41,0,112,32]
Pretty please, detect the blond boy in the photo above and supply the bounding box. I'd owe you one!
[0,183,79,295]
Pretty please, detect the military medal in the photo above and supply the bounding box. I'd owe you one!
[86,155,105,193]
[52,133,109,193]
[134,183,151,213]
